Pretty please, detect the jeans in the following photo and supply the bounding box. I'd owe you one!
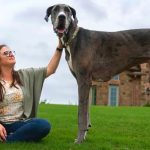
[2,118,51,142]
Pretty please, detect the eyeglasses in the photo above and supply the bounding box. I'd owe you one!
[1,51,16,57]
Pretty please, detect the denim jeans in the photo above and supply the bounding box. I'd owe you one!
[2,118,51,142]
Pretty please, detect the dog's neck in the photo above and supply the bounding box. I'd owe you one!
[62,21,79,47]
[59,21,79,72]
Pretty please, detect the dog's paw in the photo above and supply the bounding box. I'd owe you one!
[74,130,87,144]
[74,138,84,144]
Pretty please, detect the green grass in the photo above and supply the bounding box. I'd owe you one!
[1,104,150,150]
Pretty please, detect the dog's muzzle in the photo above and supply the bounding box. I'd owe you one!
[54,14,67,37]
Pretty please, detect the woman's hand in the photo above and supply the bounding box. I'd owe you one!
[0,124,7,142]
[57,38,63,49]
[56,38,63,52]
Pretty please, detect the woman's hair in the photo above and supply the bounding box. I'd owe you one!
[0,44,23,102]
[0,44,7,50]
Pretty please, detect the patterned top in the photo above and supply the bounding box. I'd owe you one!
[0,80,24,123]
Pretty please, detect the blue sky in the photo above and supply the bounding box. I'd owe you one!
[0,0,150,104]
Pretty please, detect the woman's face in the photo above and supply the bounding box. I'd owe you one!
[0,46,16,67]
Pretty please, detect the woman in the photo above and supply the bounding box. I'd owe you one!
[0,38,63,142]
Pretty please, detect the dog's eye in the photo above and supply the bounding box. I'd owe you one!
[64,7,70,13]
[52,6,60,15]
[54,6,60,12]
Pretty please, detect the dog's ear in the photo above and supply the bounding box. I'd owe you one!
[69,6,78,24]
[44,6,54,22]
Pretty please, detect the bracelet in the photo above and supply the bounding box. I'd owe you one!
[56,47,63,52]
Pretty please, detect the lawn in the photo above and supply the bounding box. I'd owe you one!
[0,104,150,150]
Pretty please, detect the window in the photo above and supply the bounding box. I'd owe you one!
[108,85,119,106]
[92,86,96,105]
[112,75,119,80]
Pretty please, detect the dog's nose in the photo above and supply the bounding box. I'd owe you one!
[58,15,66,20]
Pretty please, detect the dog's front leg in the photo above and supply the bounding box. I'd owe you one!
[75,75,91,144]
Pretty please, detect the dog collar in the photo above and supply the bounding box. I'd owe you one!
[64,26,80,47]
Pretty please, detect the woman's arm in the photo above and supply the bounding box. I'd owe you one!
[46,38,63,77]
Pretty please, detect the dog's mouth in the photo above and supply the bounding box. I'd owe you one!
[56,25,66,33]
[55,25,66,37]
[54,15,67,37]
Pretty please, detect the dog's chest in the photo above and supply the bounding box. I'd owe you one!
[65,45,74,71]
[61,38,74,71]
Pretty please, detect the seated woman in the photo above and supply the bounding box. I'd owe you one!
[0,38,63,142]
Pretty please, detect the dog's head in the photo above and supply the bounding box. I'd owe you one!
[44,4,78,37]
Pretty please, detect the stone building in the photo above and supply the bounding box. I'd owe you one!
[89,62,150,106]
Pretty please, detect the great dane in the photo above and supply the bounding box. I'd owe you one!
[44,4,150,143]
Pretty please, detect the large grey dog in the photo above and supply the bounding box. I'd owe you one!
[44,4,150,143]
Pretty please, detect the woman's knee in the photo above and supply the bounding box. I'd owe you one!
[5,119,51,142]
[32,118,51,135]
